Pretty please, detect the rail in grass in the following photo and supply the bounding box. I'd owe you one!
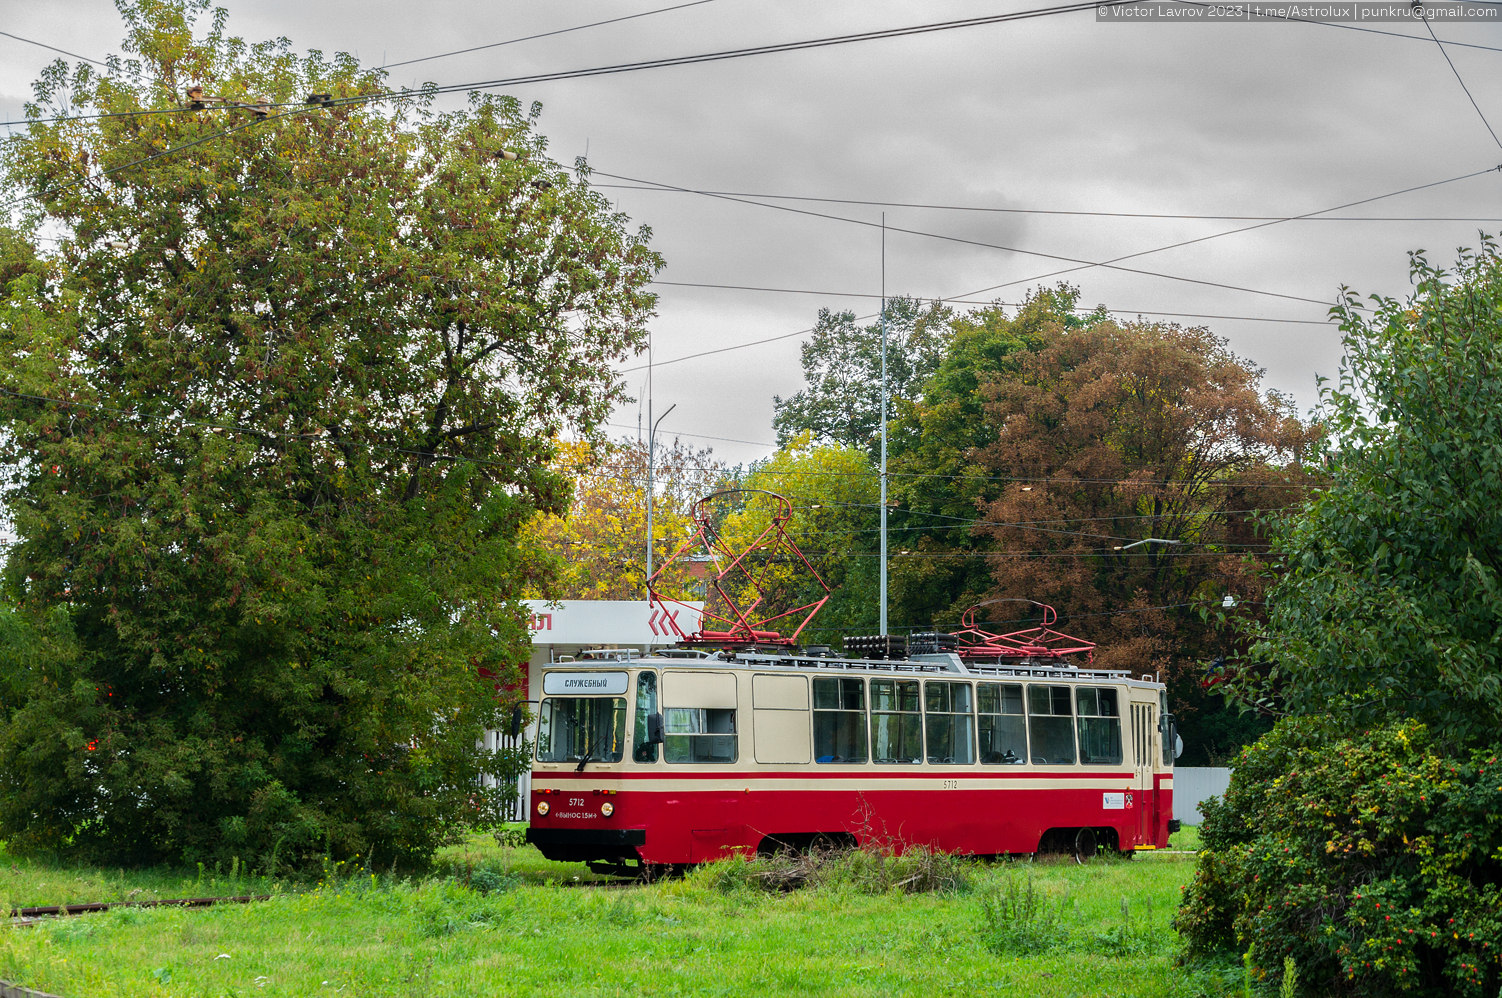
[525,647,1178,877]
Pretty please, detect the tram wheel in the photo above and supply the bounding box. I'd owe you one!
[1073,827,1098,864]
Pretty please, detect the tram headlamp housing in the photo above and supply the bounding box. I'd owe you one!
[536,800,550,816]
[600,801,615,818]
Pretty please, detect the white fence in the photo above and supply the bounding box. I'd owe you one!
[1174,766,1232,825]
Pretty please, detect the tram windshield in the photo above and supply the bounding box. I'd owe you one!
[536,697,627,764]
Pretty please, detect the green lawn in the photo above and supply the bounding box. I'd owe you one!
[1,828,1238,998]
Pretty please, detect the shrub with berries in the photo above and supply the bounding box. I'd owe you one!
[1177,717,1502,996]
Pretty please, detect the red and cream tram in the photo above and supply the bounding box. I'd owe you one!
[524,649,1177,874]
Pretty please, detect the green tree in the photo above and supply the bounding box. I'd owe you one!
[772,297,952,456]
[1228,240,1502,745]
[715,434,879,644]
[0,0,659,867]
[1179,243,1502,995]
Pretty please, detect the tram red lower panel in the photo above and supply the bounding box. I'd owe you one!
[530,779,1173,865]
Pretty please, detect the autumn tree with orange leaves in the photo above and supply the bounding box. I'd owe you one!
[972,319,1322,761]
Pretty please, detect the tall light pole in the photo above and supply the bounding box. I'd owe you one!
[645,402,677,586]
[879,213,888,637]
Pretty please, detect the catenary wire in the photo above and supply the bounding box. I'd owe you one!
[348,1,1134,100]
[603,420,775,448]
[1178,0,1502,52]
[379,0,722,71]
[959,164,1502,302]
[592,169,1340,308]
[1420,15,1502,152]
[11,0,1502,130]
[576,456,1323,490]
[1,76,1332,512]
[599,183,1502,223]
[606,161,1498,325]
[616,160,1497,374]
[0,30,113,69]
[648,280,1333,324]
[0,0,1131,129]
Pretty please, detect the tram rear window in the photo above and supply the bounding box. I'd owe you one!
[1160,690,1174,767]
[1076,687,1123,765]
[536,697,626,764]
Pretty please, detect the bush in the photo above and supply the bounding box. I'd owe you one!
[1176,718,1502,996]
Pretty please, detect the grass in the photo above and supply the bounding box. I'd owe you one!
[1,827,1235,998]
[1167,823,1202,852]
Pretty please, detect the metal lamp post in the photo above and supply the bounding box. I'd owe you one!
[645,402,677,585]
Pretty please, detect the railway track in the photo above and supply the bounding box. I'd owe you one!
[3,879,635,929]
[5,895,271,928]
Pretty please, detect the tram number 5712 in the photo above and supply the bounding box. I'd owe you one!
[942,780,959,790]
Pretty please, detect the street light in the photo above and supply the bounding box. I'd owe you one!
[645,402,677,584]
[1112,538,1182,551]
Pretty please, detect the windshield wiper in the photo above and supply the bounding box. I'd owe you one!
[575,731,595,772]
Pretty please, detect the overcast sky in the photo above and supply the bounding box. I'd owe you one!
[5,0,1502,467]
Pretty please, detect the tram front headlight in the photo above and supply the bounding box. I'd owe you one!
[536,800,549,816]
[600,801,615,818]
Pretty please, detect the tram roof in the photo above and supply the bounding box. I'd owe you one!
[545,649,1150,684]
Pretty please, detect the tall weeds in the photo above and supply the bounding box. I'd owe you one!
[690,843,971,896]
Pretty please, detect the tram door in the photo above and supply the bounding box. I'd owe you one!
[1129,699,1157,846]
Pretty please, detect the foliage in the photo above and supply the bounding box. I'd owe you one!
[713,434,878,641]
[1176,717,1502,997]
[886,284,1107,631]
[970,317,1319,761]
[772,297,952,457]
[0,1,659,868]
[1228,241,1502,744]
[517,437,727,601]
[1181,244,1502,994]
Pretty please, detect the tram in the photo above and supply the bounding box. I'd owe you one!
[523,491,1178,874]
[524,645,1177,873]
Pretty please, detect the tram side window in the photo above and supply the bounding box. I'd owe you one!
[1027,685,1076,765]
[536,697,627,764]
[633,671,658,763]
[871,679,922,764]
[977,683,1026,764]
[925,682,976,764]
[663,707,737,763]
[813,677,867,764]
[1075,686,1123,765]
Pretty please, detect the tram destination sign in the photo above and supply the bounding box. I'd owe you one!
[543,671,629,696]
